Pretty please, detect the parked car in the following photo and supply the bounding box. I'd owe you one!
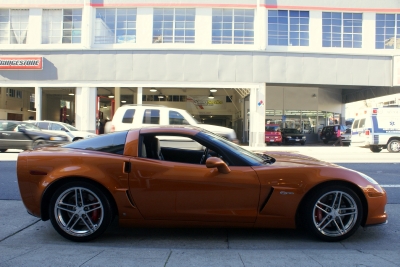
[16,125,387,242]
[0,120,69,152]
[108,104,238,143]
[26,120,97,142]
[320,125,351,146]
[265,124,282,145]
[281,128,306,145]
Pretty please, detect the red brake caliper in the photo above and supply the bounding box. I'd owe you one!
[315,205,323,223]
[90,199,100,222]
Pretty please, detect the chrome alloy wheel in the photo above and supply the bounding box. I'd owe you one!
[54,187,104,237]
[312,191,358,238]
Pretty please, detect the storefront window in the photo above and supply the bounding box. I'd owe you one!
[42,9,82,44]
[0,9,29,44]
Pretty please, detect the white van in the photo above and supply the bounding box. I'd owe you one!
[351,107,400,153]
[108,104,238,145]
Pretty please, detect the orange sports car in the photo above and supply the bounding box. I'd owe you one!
[16,126,387,242]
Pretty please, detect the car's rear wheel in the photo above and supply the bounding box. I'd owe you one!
[49,181,113,242]
[0,149,7,153]
[370,146,382,153]
[303,185,362,242]
[387,139,400,153]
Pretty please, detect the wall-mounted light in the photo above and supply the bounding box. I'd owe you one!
[210,88,217,93]
[68,89,74,96]
[150,88,157,92]
[208,93,214,99]
[121,100,126,103]
[158,92,164,99]
[108,95,114,98]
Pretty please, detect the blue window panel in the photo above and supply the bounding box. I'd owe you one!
[376,27,384,34]
[332,40,341,47]
[343,27,352,33]
[244,23,253,30]
[268,10,278,16]
[223,23,232,30]
[332,12,341,19]
[353,13,362,20]
[290,39,299,46]
[376,41,384,49]
[300,32,309,39]
[376,35,385,42]
[386,20,395,27]
[300,18,309,24]
[268,30,278,36]
[353,27,362,33]
[387,28,395,35]
[376,20,385,27]
[212,15,222,23]
[322,25,331,32]
[322,19,331,26]
[278,38,288,45]
[290,10,299,17]
[290,25,299,31]
[332,26,341,33]
[222,30,231,36]
[244,30,254,37]
[290,32,299,39]
[332,19,341,26]
[268,38,278,45]
[235,15,244,23]
[322,40,331,47]
[278,10,288,16]
[268,17,278,23]
[343,41,352,48]
[300,39,309,46]
[353,41,362,48]
[234,30,244,37]
[343,13,352,19]
[353,34,362,41]
[322,12,331,19]
[376,14,385,20]
[278,17,288,24]
[353,20,362,27]
[300,25,309,31]
[332,33,341,41]
[278,24,288,31]
[322,33,331,40]
[234,23,244,29]
[290,17,299,24]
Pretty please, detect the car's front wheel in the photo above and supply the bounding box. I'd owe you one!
[32,139,46,149]
[370,146,382,153]
[387,139,400,153]
[49,181,113,242]
[302,185,362,242]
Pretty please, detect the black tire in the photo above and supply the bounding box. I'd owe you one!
[301,142,305,146]
[370,146,382,153]
[49,181,113,242]
[0,149,7,153]
[302,185,362,242]
[323,140,329,144]
[387,139,400,153]
[32,139,46,149]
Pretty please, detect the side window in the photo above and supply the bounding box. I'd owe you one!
[143,109,160,124]
[122,109,135,124]
[352,120,359,130]
[169,111,188,125]
[51,123,64,130]
[359,118,366,128]
[62,131,128,155]
[6,122,17,131]
[37,122,50,130]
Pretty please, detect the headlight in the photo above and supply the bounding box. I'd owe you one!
[357,171,378,185]
[286,136,291,138]
[50,136,65,141]
[302,136,306,139]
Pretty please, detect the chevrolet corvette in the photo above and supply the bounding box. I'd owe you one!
[16,126,387,242]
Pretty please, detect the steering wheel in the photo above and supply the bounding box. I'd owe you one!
[200,147,209,164]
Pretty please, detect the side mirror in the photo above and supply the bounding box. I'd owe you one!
[206,157,231,174]
[60,128,68,132]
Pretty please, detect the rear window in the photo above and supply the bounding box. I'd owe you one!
[143,109,160,124]
[265,125,280,132]
[352,120,359,130]
[359,118,366,128]
[62,131,128,155]
[169,111,188,125]
[37,122,50,130]
[122,109,135,124]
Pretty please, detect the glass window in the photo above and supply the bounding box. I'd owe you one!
[37,122,50,130]
[169,111,189,125]
[50,123,64,131]
[212,9,254,44]
[95,8,137,44]
[0,9,29,44]
[63,131,128,155]
[122,109,135,123]
[153,8,195,43]
[268,10,309,47]
[322,12,362,48]
[42,9,82,44]
[375,14,400,49]
[143,109,160,124]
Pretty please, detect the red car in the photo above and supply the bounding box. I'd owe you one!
[16,126,387,242]
[265,124,282,145]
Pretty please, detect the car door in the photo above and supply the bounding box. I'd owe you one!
[0,121,32,149]
[129,158,260,223]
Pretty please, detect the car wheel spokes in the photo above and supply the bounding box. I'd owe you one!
[313,191,358,237]
[54,187,104,237]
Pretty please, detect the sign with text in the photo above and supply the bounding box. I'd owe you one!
[0,57,43,70]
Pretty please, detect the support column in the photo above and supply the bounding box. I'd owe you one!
[340,103,346,126]
[115,87,121,110]
[137,87,143,104]
[34,87,42,120]
[249,84,266,147]
[75,87,97,133]
[0,87,6,109]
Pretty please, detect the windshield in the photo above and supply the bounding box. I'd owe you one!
[61,123,78,131]
[265,125,280,132]
[283,128,300,134]
[198,130,269,166]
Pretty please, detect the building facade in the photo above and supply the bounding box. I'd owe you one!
[0,0,399,146]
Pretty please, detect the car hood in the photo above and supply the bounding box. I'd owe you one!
[255,150,339,168]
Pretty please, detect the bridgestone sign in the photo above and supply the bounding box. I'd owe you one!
[0,57,43,70]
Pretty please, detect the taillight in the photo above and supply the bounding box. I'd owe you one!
[111,125,115,133]
[365,130,370,135]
